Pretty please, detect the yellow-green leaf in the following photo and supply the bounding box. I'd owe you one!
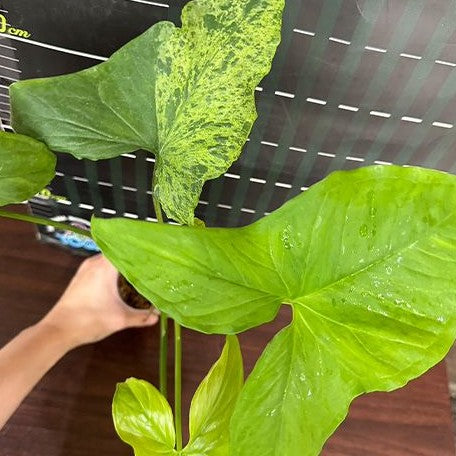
[112,378,177,456]
[113,338,243,456]
[183,336,243,456]
[95,165,456,454]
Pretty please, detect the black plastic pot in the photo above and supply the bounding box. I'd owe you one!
[117,274,152,310]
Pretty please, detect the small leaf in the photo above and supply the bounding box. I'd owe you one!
[112,378,176,456]
[182,335,244,456]
[10,0,284,224]
[0,131,55,206]
[95,165,456,455]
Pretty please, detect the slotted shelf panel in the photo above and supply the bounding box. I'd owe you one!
[1,0,456,227]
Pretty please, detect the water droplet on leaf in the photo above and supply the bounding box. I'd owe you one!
[281,225,294,249]
[359,224,369,237]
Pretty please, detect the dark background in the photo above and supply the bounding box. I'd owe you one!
[1,0,456,227]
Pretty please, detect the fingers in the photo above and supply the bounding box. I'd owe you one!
[82,254,115,272]
[81,255,120,291]
[99,255,118,275]
[124,308,160,328]
[89,254,117,275]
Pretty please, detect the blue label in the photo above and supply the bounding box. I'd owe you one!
[55,231,100,253]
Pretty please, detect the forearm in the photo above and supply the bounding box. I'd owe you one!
[0,255,157,432]
[0,321,72,430]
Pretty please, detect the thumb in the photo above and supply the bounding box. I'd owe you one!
[124,308,160,328]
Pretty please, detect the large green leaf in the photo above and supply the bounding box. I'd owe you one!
[112,337,242,456]
[0,131,56,206]
[94,165,456,454]
[10,0,284,225]
[183,335,243,456]
[112,378,177,456]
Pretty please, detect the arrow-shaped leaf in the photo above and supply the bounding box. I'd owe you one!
[95,165,456,454]
[10,0,284,225]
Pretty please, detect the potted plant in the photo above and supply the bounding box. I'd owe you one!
[1,0,456,455]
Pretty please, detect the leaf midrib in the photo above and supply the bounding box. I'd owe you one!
[271,326,298,456]
[113,207,455,311]
[159,44,223,151]
[157,15,245,156]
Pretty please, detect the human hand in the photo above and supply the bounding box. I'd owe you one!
[40,255,159,350]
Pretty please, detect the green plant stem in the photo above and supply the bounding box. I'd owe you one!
[152,169,168,398]
[152,172,164,224]
[0,208,91,238]
[159,314,168,397]
[153,198,164,223]
[152,168,181,448]
[174,321,182,451]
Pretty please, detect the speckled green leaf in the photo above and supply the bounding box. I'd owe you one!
[112,378,177,456]
[0,131,56,206]
[10,0,284,225]
[94,165,456,454]
[183,335,243,456]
